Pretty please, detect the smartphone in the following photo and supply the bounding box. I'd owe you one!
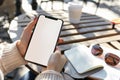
[25,15,63,66]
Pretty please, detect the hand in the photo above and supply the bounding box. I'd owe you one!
[47,38,66,72]
[41,38,65,72]
[47,49,67,72]
[16,18,37,57]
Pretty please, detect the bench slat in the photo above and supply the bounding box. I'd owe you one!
[110,41,120,50]
[59,35,120,51]
[61,28,120,43]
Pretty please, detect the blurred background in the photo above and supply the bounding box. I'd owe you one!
[0,0,120,20]
[0,0,120,44]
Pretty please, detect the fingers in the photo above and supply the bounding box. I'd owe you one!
[48,50,61,65]
[58,38,64,44]
[47,49,66,72]
[54,49,61,55]
[55,38,64,52]
[52,49,61,58]
[55,38,64,51]
[25,18,38,31]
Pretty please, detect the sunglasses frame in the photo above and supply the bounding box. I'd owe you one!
[91,44,120,66]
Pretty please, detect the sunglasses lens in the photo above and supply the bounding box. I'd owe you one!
[105,53,120,66]
[91,44,103,56]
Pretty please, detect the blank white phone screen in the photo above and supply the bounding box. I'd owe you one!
[25,15,63,66]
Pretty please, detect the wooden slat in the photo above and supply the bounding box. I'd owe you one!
[80,15,101,20]
[61,28,120,42]
[79,18,107,24]
[61,25,112,36]
[85,35,120,45]
[62,25,76,30]
[47,11,93,17]
[63,21,71,25]
[79,21,110,27]
[99,43,114,49]
[109,41,120,50]
[59,35,120,51]
[77,25,111,32]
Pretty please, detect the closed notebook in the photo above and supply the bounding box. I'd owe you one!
[64,44,103,75]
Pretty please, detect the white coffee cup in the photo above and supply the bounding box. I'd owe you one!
[68,2,83,24]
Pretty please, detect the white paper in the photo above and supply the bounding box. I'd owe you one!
[64,44,120,79]
[64,45,103,74]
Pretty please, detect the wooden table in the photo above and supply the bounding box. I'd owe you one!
[9,10,120,50]
[8,10,120,80]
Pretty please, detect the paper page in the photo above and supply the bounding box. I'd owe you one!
[64,44,103,74]
[64,44,120,79]
[89,44,120,80]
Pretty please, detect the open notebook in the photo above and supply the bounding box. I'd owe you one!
[64,44,103,78]
[64,44,120,79]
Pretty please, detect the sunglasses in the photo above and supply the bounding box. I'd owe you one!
[91,44,120,66]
